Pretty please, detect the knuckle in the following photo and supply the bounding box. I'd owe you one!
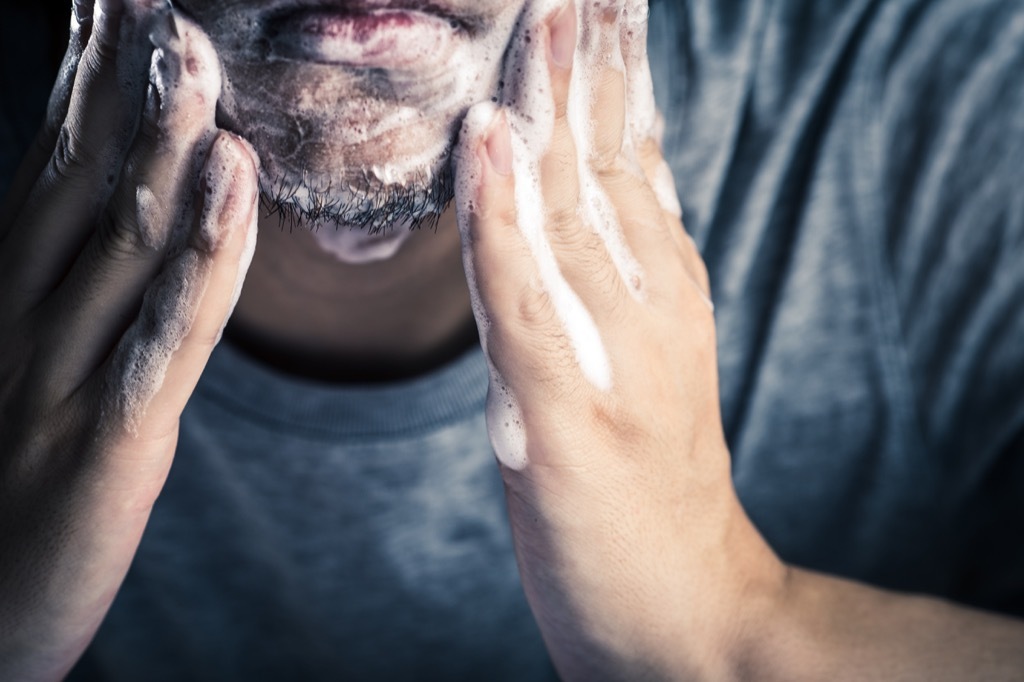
[593,156,635,191]
[97,207,146,260]
[84,16,122,70]
[546,204,583,248]
[477,188,518,228]
[188,324,224,352]
[545,127,577,172]
[493,201,519,230]
[592,254,631,306]
[50,124,88,179]
[516,282,557,330]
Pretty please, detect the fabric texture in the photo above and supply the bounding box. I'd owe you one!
[84,344,556,681]
[648,0,1024,613]
[0,0,1021,679]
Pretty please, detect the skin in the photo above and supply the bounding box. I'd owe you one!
[178,0,529,230]
[0,1,1022,680]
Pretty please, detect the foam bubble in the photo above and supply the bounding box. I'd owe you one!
[135,184,162,249]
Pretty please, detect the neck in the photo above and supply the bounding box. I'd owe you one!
[225,206,478,384]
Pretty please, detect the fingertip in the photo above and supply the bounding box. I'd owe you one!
[548,1,577,71]
[197,131,259,250]
[482,109,514,178]
[459,107,520,259]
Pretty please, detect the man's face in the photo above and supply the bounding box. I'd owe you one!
[175,0,528,228]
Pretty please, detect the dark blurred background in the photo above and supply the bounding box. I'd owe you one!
[1,0,70,189]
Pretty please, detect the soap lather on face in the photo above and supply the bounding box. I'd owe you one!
[451,0,663,469]
[171,0,532,235]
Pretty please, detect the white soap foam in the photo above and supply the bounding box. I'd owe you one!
[456,103,528,471]
[135,183,162,249]
[106,247,212,433]
[569,0,647,299]
[312,222,415,265]
[456,0,662,469]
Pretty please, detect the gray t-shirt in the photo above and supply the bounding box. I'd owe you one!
[0,0,1021,679]
[84,344,553,680]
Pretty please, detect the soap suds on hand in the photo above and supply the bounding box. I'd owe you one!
[105,6,254,433]
[457,0,663,470]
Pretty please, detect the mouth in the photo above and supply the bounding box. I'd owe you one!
[265,2,470,69]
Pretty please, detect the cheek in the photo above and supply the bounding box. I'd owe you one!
[202,0,526,181]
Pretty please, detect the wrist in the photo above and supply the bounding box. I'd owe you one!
[659,497,790,682]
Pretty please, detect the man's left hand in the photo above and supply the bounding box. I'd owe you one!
[454,1,782,678]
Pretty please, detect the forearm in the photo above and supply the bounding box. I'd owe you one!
[733,565,1024,681]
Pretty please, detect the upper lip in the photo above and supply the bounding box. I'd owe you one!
[262,0,477,33]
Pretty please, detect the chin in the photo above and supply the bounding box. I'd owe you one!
[174,0,528,228]
[311,220,418,265]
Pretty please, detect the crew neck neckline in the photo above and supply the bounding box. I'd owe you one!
[193,340,490,441]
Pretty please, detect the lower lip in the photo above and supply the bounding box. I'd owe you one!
[269,9,457,70]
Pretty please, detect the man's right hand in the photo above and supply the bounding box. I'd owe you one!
[0,1,259,678]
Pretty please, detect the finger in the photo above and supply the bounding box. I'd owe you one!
[1,0,162,311]
[620,0,658,154]
[458,105,609,470]
[458,105,593,397]
[35,12,225,393]
[0,3,93,235]
[98,130,260,441]
[578,1,628,170]
[540,3,635,328]
[540,1,580,238]
[540,0,645,317]
[575,4,686,305]
[618,2,712,308]
[544,1,662,313]
[636,137,712,304]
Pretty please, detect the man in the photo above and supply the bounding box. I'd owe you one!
[1,0,1022,679]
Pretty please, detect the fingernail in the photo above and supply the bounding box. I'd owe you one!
[143,80,160,125]
[200,133,258,249]
[484,110,513,177]
[73,0,94,25]
[549,1,577,70]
